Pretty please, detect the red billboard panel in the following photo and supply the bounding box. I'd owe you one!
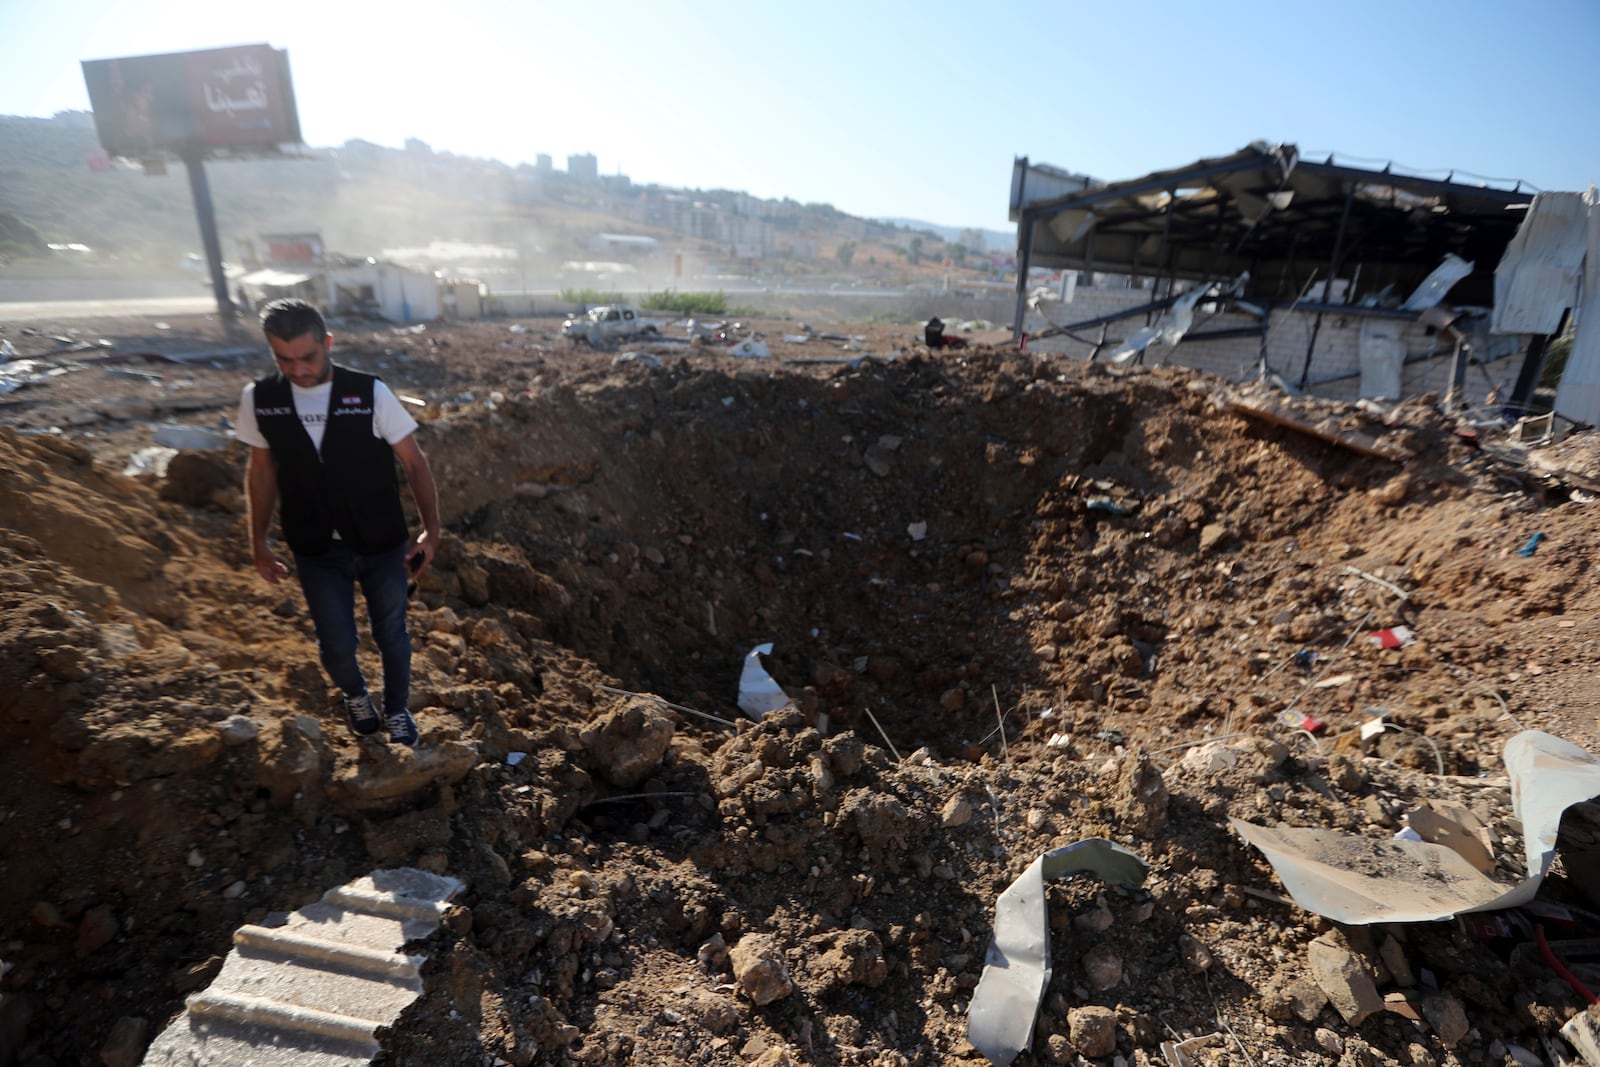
[82,44,301,158]
[263,233,324,265]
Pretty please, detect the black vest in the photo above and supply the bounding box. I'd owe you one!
[253,365,408,556]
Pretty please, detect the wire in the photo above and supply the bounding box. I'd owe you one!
[1535,924,1599,1005]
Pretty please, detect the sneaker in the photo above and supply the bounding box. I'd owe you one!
[343,692,382,736]
[385,706,419,748]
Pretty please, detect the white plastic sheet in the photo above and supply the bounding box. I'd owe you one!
[736,643,791,721]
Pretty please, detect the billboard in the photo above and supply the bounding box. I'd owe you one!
[263,233,324,265]
[82,44,301,158]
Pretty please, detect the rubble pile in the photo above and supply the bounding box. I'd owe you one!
[1,315,1597,1067]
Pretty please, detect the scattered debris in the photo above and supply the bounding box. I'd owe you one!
[1221,384,1413,461]
[1232,730,1600,924]
[727,338,771,359]
[1368,626,1416,649]
[736,643,791,721]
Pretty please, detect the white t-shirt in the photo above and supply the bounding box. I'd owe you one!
[236,377,418,454]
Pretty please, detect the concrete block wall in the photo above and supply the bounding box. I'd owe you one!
[1023,285,1524,403]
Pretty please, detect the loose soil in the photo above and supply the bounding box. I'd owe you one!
[1,311,1598,1067]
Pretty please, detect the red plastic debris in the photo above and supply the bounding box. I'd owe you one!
[1368,627,1416,650]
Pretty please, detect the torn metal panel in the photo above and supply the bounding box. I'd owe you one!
[1109,282,1213,363]
[1009,157,1097,222]
[1014,143,1531,313]
[1232,731,1600,925]
[1555,187,1600,428]
[966,839,1148,1067]
[1400,253,1474,311]
[1492,191,1588,335]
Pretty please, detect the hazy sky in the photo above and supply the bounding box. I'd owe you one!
[3,0,1597,231]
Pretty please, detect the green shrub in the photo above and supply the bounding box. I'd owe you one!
[560,288,623,307]
[641,290,726,315]
[1540,334,1574,391]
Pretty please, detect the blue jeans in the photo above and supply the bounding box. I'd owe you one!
[293,540,411,717]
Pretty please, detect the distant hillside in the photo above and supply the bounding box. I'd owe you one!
[0,114,1004,290]
[877,218,1013,252]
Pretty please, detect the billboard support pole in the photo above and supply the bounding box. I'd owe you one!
[181,150,237,320]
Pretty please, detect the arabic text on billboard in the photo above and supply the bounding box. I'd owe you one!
[82,44,301,157]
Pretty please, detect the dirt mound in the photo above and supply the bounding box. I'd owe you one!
[2,316,1598,1067]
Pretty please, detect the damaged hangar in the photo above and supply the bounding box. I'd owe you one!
[1008,142,1592,424]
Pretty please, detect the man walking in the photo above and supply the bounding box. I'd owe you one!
[237,298,439,746]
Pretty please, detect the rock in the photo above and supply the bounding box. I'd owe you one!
[30,902,71,930]
[1067,1005,1118,1058]
[580,698,674,789]
[1082,944,1123,990]
[1284,975,1329,1023]
[458,563,491,605]
[729,934,793,1005]
[1073,900,1113,933]
[98,1015,147,1067]
[217,715,259,745]
[1314,1027,1343,1055]
[470,618,510,647]
[1370,474,1414,506]
[74,904,118,958]
[696,933,729,969]
[939,688,965,712]
[1115,756,1168,837]
[1309,933,1383,1025]
[1379,933,1415,989]
[940,795,972,828]
[1178,932,1213,973]
[328,741,480,812]
[1361,793,1393,827]
[1421,993,1470,1048]
[158,450,235,507]
[0,992,34,1065]
[1198,523,1230,552]
[1403,1040,1436,1067]
[1326,752,1366,791]
[809,929,887,991]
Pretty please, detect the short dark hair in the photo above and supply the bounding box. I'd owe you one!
[260,298,327,343]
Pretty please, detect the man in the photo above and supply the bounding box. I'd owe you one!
[237,298,439,746]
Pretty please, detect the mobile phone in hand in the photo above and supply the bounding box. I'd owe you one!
[407,550,425,575]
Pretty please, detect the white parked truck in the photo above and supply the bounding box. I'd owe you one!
[560,304,662,346]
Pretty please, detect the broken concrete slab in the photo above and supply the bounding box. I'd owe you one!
[1308,933,1383,1025]
[141,868,463,1066]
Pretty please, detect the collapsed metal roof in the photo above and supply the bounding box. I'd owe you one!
[1014,142,1535,307]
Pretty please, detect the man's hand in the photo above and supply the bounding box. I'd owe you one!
[408,530,436,578]
[253,541,289,584]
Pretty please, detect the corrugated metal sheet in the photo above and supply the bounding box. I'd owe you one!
[1009,158,1096,221]
[1492,191,1587,334]
[1554,187,1600,427]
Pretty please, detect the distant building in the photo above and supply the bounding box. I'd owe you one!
[589,233,659,256]
[568,153,598,182]
[535,153,553,173]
